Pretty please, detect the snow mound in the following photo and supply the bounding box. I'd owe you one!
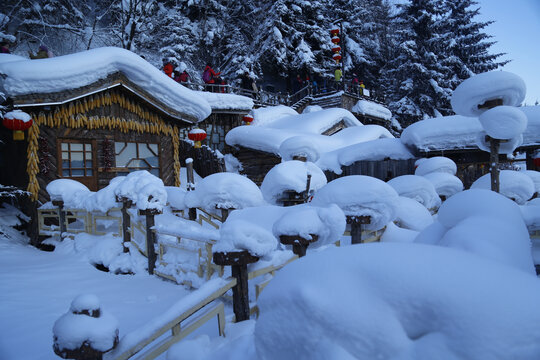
[393,196,433,232]
[46,179,90,203]
[451,71,526,117]
[114,170,167,211]
[351,99,392,120]
[260,161,326,204]
[521,199,540,232]
[185,173,265,211]
[311,175,398,231]
[302,105,323,114]
[387,175,441,210]
[471,170,535,205]
[414,157,457,176]
[416,189,534,274]
[380,222,419,243]
[251,105,298,126]
[475,131,523,155]
[279,136,321,162]
[522,170,540,195]
[69,294,100,315]
[165,186,188,210]
[422,172,463,198]
[215,218,278,257]
[255,243,540,359]
[272,204,346,248]
[478,106,528,140]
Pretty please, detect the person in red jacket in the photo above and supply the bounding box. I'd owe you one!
[203,63,221,92]
[163,62,174,78]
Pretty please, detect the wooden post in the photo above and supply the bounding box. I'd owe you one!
[303,174,312,202]
[347,215,371,245]
[489,136,500,193]
[217,207,233,222]
[52,200,66,238]
[213,250,259,322]
[139,208,162,275]
[117,196,133,253]
[279,234,319,257]
[186,159,197,221]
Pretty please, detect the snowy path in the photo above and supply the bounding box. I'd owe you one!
[0,237,190,360]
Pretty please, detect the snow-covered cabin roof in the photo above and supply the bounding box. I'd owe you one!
[0,47,212,123]
[195,91,253,113]
[401,106,540,153]
[351,99,392,121]
[225,108,363,154]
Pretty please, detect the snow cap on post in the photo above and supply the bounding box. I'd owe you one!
[478,106,528,140]
[451,71,526,117]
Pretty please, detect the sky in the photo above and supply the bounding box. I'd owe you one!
[476,0,540,105]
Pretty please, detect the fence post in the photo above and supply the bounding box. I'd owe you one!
[213,250,259,322]
[117,196,133,253]
[347,215,371,244]
[139,208,162,275]
[52,199,67,238]
[186,159,197,221]
[279,234,319,257]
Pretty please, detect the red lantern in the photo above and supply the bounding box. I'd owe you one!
[243,114,254,125]
[188,128,207,148]
[332,46,341,53]
[333,53,342,62]
[2,111,33,140]
[331,36,340,44]
[330,28,340,37]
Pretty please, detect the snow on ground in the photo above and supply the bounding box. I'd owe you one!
[0,47,211,122]
[0,234,191,360]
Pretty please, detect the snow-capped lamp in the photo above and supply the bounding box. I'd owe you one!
[333,53,342,63]
[242,114,254,125]
[188,128,207,148]
[331,36,340,44]
[2,110,33,140]
[330,28,340,37]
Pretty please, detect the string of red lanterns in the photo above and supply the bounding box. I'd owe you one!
[330,27,341,65]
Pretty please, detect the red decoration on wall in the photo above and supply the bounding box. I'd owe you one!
[3,116,33,140]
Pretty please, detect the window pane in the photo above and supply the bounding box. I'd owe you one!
[85,160,92,168]
[62,170,70,176]
[116,142,136,167]
[71,143,83,151]
[62,161,70,169]
[127,159,149,169]
[61,143,68,151]
[62,152,69,160]
[148,144,158,154]
[85,152,92,160]
[72,169,84,176]
[115,142,126,154]
[85,144,91,151]
[87,169,93,176]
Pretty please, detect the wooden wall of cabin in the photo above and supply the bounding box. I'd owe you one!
[192,113,244,152]
[230,146,281,185]
[325,159,417,182]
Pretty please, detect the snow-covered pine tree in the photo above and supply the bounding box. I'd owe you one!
[384,0,453,126]
[109,0,157,52]
[440,0,508,90]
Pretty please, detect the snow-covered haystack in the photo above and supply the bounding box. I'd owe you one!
[451,71,526,117]
[185,173,265,212]
[311,175,398,231]
[53,294,119,359]
[414,157,457,176]
[272,204,346,249]
[415,189,534,274]
[470,170,535,205]
[387,175,441,211]
[393,196,433,232]
[254,243,540,359]
[114,171,167,211]
[422,172,464,199]
[260,161,326,204]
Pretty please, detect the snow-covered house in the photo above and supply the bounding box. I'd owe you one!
[401,107,540,188]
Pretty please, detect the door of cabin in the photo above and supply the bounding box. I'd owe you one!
[57,139,98,191]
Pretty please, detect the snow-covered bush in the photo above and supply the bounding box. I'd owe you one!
[53,294,119,358]
[311,175,398,231]
[471,170,535,204]
[415,189,534,274]
[260,161,326,204]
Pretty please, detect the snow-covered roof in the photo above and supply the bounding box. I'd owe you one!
[195,91,253,112]
[351,99,392,121]
[0,47,212,123]
[401,106,540,153]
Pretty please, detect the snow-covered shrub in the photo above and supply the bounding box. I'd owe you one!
[260,161,326,204]
[311,175,398,231]
[471,170,535,204]
[415,189,534,274]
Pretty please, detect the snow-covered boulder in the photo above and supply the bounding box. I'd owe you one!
[311,175,398,231]
[185,173,265,212]
[478,106,528,140]
[415,189,534,274]
[260,161,326,204]
[471,170,535,205]
[451,71,526,117]
[422,172,464,199]
[387,175,441,211]
[254,242,540,359]
[53,294,119,358]
[414,157,457,176]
